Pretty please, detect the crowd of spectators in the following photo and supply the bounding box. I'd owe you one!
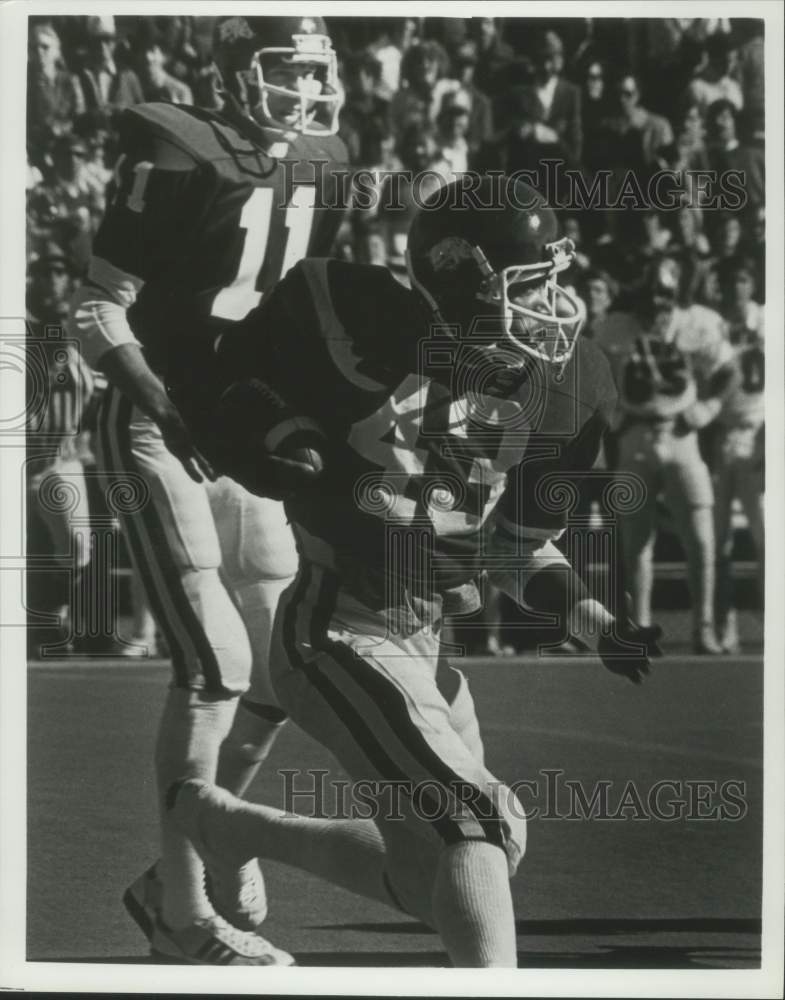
[26,15,765,289]
[25,14,766,655]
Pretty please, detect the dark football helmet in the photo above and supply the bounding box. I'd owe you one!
[213,15,343,135]
[406,177,584,365]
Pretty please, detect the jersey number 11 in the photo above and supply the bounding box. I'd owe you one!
[211,186,316,322]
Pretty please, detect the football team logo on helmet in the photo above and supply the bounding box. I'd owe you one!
[218,17,254,43]
[429,237,475,272]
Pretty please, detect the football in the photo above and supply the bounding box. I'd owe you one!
[211,378,326,498]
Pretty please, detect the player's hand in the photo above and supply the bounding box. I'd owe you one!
[597,615,663,685]
[158,405,216,484]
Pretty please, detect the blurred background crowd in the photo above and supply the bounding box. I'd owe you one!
[25,14,766,657]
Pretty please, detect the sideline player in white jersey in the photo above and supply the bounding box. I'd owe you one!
[594,258,738,654]
[68,16,346,965]
[156,177,661,967]
[713,259,765,652]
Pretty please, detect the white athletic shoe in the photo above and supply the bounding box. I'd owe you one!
[150,913,294,966]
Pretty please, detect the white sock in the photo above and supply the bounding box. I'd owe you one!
[431,841,517,968]
[198,794,391,908]
[155,688,238,928]
[567,598,615,654]
[215,697,287,798]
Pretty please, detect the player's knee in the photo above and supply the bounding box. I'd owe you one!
[456,781,527,877]
[412,779,527,879]
[179,568,253,693]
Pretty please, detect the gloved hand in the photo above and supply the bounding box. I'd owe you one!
[597,601,663,684]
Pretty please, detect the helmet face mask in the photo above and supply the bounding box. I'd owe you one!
[472,238,585,365]
[254,35,342,135]
[215,17,343,136]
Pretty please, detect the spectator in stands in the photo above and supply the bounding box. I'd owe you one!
[137,40,194,104]
[339,51,392,167]
[604,74,674,176]
[44,132,106,232]
[27,21,85,161]
[75,15,143,130]
[82,128,114,190]
[684,32,743,115]
[705,98,765,212]
[579,269,618,341]
[442,40,494,159]
[471,17,514,98]
[390,40,453,134]
[696,260,724,312]
[710,211,745,264]
[370,17,421,102]
[433,104,471,179]
[26,244,95,657]
[580,60,611,171]
[734,20,764,143]
[378,123,441,272]
[674,100,710,171]
[504,29,582,174]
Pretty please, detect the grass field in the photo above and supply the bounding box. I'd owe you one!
[26,607,763,971]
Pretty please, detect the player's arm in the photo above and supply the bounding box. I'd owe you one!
[678,312,740,430]
[67,112,213,481]
[488,413,660,684]
[204,267,327,498]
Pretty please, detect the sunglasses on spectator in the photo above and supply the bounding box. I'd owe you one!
[587,70,603,79]
[620,87,637,97]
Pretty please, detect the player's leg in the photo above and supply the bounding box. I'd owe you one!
[28,455,92,650]
[616,426,659,627]
[737,445,765,607]
[99,390,287,962]
[270,565,523,966]
[712,431,738,651]
[210,480,297,798]
[171,564,523,965]
[663,432,721,653]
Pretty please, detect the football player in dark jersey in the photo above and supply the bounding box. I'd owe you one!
[68,16,346,966]
[162,178,661,967]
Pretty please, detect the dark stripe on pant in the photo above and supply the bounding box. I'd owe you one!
[282,566,466,845]
[98,389,189,684]
[104,389,226,691]
[312,576,506,851]
[113,393,226,692]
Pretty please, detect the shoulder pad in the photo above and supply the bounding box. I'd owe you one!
[119,103,266,170]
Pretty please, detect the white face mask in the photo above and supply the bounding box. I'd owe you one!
[251,34,343,136]
[473,240,585,365]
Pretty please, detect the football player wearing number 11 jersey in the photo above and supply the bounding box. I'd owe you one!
[69,16,346,965]
[163,177,662,967]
